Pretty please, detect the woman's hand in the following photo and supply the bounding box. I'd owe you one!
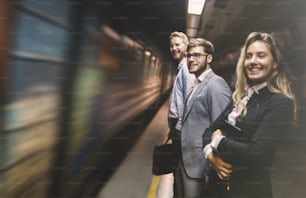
[212,129,223,139]
[208,152,232,180]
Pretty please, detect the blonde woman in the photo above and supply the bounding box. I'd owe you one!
[203,32,298,198]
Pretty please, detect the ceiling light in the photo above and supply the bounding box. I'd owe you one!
[187,0,206,15]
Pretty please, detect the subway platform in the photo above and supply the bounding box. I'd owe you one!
[96,99,169,198]
[96,99,306,198]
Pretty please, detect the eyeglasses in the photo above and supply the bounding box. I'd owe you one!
[186,53,208,59]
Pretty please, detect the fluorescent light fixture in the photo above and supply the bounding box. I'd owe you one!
[187,0,206,15]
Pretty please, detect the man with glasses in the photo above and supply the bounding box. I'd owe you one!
[174,38,232,197]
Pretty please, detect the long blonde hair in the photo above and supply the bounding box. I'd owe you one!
[233,32,298,124]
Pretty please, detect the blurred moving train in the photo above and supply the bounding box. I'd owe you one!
[0,0,306,197]
[0,1,175,197]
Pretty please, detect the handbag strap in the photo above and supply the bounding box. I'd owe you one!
[163,129,172,144]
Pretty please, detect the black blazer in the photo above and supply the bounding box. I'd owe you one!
[204,87,294,198]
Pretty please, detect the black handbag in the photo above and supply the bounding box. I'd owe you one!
[152,143,177,175]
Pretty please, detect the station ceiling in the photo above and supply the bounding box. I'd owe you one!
[189,0,306,59]
[106,0,306,61]
[111,1,186,56]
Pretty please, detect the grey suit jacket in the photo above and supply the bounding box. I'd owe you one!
[180,70,232,178]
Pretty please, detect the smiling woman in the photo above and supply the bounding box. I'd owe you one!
[244,41,277,84]
[203,32,298,198]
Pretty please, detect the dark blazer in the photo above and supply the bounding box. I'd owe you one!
[205,87,294,198]
[180,70,232,179]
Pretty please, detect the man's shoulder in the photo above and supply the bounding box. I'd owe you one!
[180,64,195,79]
[208,71,226,82]
[206,72,231,91]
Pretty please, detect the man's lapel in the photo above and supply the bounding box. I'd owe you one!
[182,71,214,122]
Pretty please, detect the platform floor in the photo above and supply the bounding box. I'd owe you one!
[97,99,169,198]
[97,99,306,198]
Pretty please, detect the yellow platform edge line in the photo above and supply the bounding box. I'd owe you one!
[147,175,160,198]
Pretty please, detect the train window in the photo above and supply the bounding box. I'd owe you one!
[11,11,69,60]
[20,0,71,25]
[8,60,63,100]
